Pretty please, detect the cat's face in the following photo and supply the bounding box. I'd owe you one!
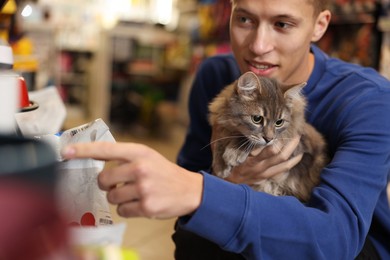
[244,103,291,146]
[229,72,304,146]
[232,94,292,146]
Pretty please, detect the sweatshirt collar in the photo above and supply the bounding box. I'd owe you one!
[305,44,328,93]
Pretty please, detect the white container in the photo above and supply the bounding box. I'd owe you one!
[0,41,18,134]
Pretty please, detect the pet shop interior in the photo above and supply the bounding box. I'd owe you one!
[0,0,390,259]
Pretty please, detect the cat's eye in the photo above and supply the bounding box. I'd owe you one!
[251,115,264,124]
[275,119,284,127]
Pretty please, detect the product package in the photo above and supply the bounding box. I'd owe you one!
[39,118,115,227]
[38,119,139,258]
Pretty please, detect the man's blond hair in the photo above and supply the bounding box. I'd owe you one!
[229,0,329,17]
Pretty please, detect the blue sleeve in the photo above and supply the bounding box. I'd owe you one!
[178,73,390,259]
[177,54,240,172]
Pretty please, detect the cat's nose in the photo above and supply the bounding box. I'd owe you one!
[263,137,273,144]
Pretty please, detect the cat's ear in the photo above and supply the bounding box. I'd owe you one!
[284,82,306,100]
[284,82,306,108]
[237,72,260,99]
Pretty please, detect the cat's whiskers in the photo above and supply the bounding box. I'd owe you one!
[245,141,257,155]
[235,138,258,156]
[201,135,245,150]
[236,138,251,151]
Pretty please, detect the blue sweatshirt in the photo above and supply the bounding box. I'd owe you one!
[176,45,390,259]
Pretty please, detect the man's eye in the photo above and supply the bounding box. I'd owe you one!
[238,16,251,24]
[275,21,291,29]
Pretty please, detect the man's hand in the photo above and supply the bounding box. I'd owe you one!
[62,142,203,219]
[226,136,302,185]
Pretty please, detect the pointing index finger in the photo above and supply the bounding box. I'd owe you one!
[61,142,143,161]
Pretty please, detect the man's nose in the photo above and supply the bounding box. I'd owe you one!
[248,26,274,55]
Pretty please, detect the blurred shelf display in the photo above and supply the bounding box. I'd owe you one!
[378,0,390,79]
[17,0,390,131]
[317,0,381,69]
[21,22,102,128]
[57,49,94,123]
[104,22,190,133]
[19,0,197,130]
[21,23,56,91]
[18,1,103,127]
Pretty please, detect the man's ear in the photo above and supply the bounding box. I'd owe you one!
[312,10,331,42]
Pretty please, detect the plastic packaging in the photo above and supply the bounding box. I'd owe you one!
[39,118,116,227]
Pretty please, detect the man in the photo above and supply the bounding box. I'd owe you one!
[63,0,390,258]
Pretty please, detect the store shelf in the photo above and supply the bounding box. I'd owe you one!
[316,0,382,69]
[330,13,376,24]
[378,17,390,32]
[99,22,187,132]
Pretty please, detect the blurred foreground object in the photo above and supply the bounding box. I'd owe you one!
[0,134,71,259]
[70,223,139,260]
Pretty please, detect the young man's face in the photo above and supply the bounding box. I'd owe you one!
[230,0,330,86]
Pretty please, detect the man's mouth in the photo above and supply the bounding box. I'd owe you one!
[251,63,274,70]
[249,61,275,70]
[247,61,277,76]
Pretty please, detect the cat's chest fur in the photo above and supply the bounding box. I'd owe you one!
[208,72,327,202]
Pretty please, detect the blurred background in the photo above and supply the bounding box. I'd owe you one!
[1,0,390,259]
[6,0,390,133]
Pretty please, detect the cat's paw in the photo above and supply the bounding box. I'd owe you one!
[218,166,232,179]
[223,149,247,165]
[237,152,249,164]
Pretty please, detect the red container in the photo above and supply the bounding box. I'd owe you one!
[19,77,30,108]
[18,76,38,112]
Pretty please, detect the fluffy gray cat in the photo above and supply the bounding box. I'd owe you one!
[208,71,328,202]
